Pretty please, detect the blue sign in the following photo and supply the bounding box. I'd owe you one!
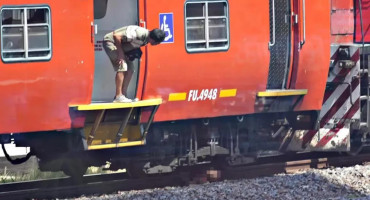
[159,13,174,43]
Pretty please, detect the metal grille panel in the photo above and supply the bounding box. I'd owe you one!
[267,0,291,89]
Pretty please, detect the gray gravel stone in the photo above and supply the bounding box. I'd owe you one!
[70,164,370,200]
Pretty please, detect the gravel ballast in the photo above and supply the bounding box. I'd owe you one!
[73,164,370,200]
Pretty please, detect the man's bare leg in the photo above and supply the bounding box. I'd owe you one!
[122,69,133,97]
[115,72,124,98]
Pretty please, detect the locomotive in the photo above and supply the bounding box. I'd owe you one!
[0,0,369,177]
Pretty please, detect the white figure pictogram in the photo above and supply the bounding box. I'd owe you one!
[160,15,173,42]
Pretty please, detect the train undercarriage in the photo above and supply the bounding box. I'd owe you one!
[0,45,369,178]
[1,108,369,179]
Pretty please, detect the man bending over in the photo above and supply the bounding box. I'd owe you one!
[103,25,165,103]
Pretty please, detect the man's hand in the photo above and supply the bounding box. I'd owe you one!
[116,58,125,66]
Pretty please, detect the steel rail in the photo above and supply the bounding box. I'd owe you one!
[0,153,369,199]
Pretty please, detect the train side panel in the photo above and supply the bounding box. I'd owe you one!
[143,0,330,122]
[143,0,270,121]
[0,0,94,134]
[293,0,331,110]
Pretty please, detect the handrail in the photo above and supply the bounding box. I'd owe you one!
[140,19,146,29]
[268,0,276,49]
[300,0,306,48]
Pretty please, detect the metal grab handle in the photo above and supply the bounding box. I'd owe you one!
[300,0,306,48]
[140,19,146,29]
[268,0,276,49]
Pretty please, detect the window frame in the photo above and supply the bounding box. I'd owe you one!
[1,5,52,63]
[184,0,230,53]
[94,0,108,19]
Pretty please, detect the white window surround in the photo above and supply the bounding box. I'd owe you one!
[1,6,52,63]
[185,0,229,53]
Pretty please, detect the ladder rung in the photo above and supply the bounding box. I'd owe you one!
[359,69,368,74]
[360,123,368,128]
[360,96,369,101]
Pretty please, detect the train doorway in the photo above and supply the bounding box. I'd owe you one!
[92,0,139,102]
[267,0,292,89]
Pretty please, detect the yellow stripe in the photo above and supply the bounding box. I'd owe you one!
[91,139,124,145]
[219,89,237,98]
[88,140,144,150]
[70,99,162,111]
[257,89,308,97]
[168,93,187,101]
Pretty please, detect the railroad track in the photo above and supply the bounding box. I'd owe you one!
[0,172,189,200]
[0,153,369,200]
[220,153,370,181]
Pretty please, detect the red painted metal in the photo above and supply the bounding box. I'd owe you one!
[0,0,94,134]
[142,0,331,122]
[331,0,370,44]
[354,0,370,43]
[293,0,331,111]
[289,0,302,89]
[0,0,332,134]
[331,10,354,35]
[332,0,354,10]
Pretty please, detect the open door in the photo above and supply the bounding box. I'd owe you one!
[92,0,139,102]
[289,0,305,88]
[69,0,162,150]
[267,0,305,90]
[267,0,292,89]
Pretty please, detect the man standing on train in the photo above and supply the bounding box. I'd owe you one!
[103,25,165,103]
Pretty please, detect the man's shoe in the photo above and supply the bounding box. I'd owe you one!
[113,95,132,103]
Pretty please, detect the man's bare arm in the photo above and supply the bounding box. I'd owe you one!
[113,31,126,65]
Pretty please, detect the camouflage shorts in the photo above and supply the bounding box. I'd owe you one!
[103,41,134,72]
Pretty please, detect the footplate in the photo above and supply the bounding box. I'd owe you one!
[70,99,162,150]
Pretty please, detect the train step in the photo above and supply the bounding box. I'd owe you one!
[257,89,308,97]
[71,99,162,111]
[70,99,162,150]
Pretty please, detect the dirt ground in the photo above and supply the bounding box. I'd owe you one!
[0,156,38,176]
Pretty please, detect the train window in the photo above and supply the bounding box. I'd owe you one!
[185,1,229,53]
[186,3,204,17]
[1,6,52,63]
[94,0,108,19]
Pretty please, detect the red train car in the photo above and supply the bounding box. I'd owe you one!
[0,0,368,177]
[0,0,94,133]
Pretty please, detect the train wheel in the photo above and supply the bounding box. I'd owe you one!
[348,129,365,156]
[126,161,147,178]
[62,157,88,181]
[62,128,88,180]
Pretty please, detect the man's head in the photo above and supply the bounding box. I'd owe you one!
[149,29,165,45]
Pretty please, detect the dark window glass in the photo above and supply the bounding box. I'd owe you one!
[209,42,228,48]
[2,9,23,25]
[187,43,206,49]
[2,27,24,51]
[186,3,204,17]
[94,0,108,19]
[27,9,48,24]
[187,19,205,41]
[29,51,49,57]
[28,26,49,49]
[208,3,226,16]
[209,18,227,40]
[3,52,25,58]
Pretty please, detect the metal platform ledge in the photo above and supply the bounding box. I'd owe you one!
[88,140,145,150]
[257,89,308,97]
[70,98,163,111]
